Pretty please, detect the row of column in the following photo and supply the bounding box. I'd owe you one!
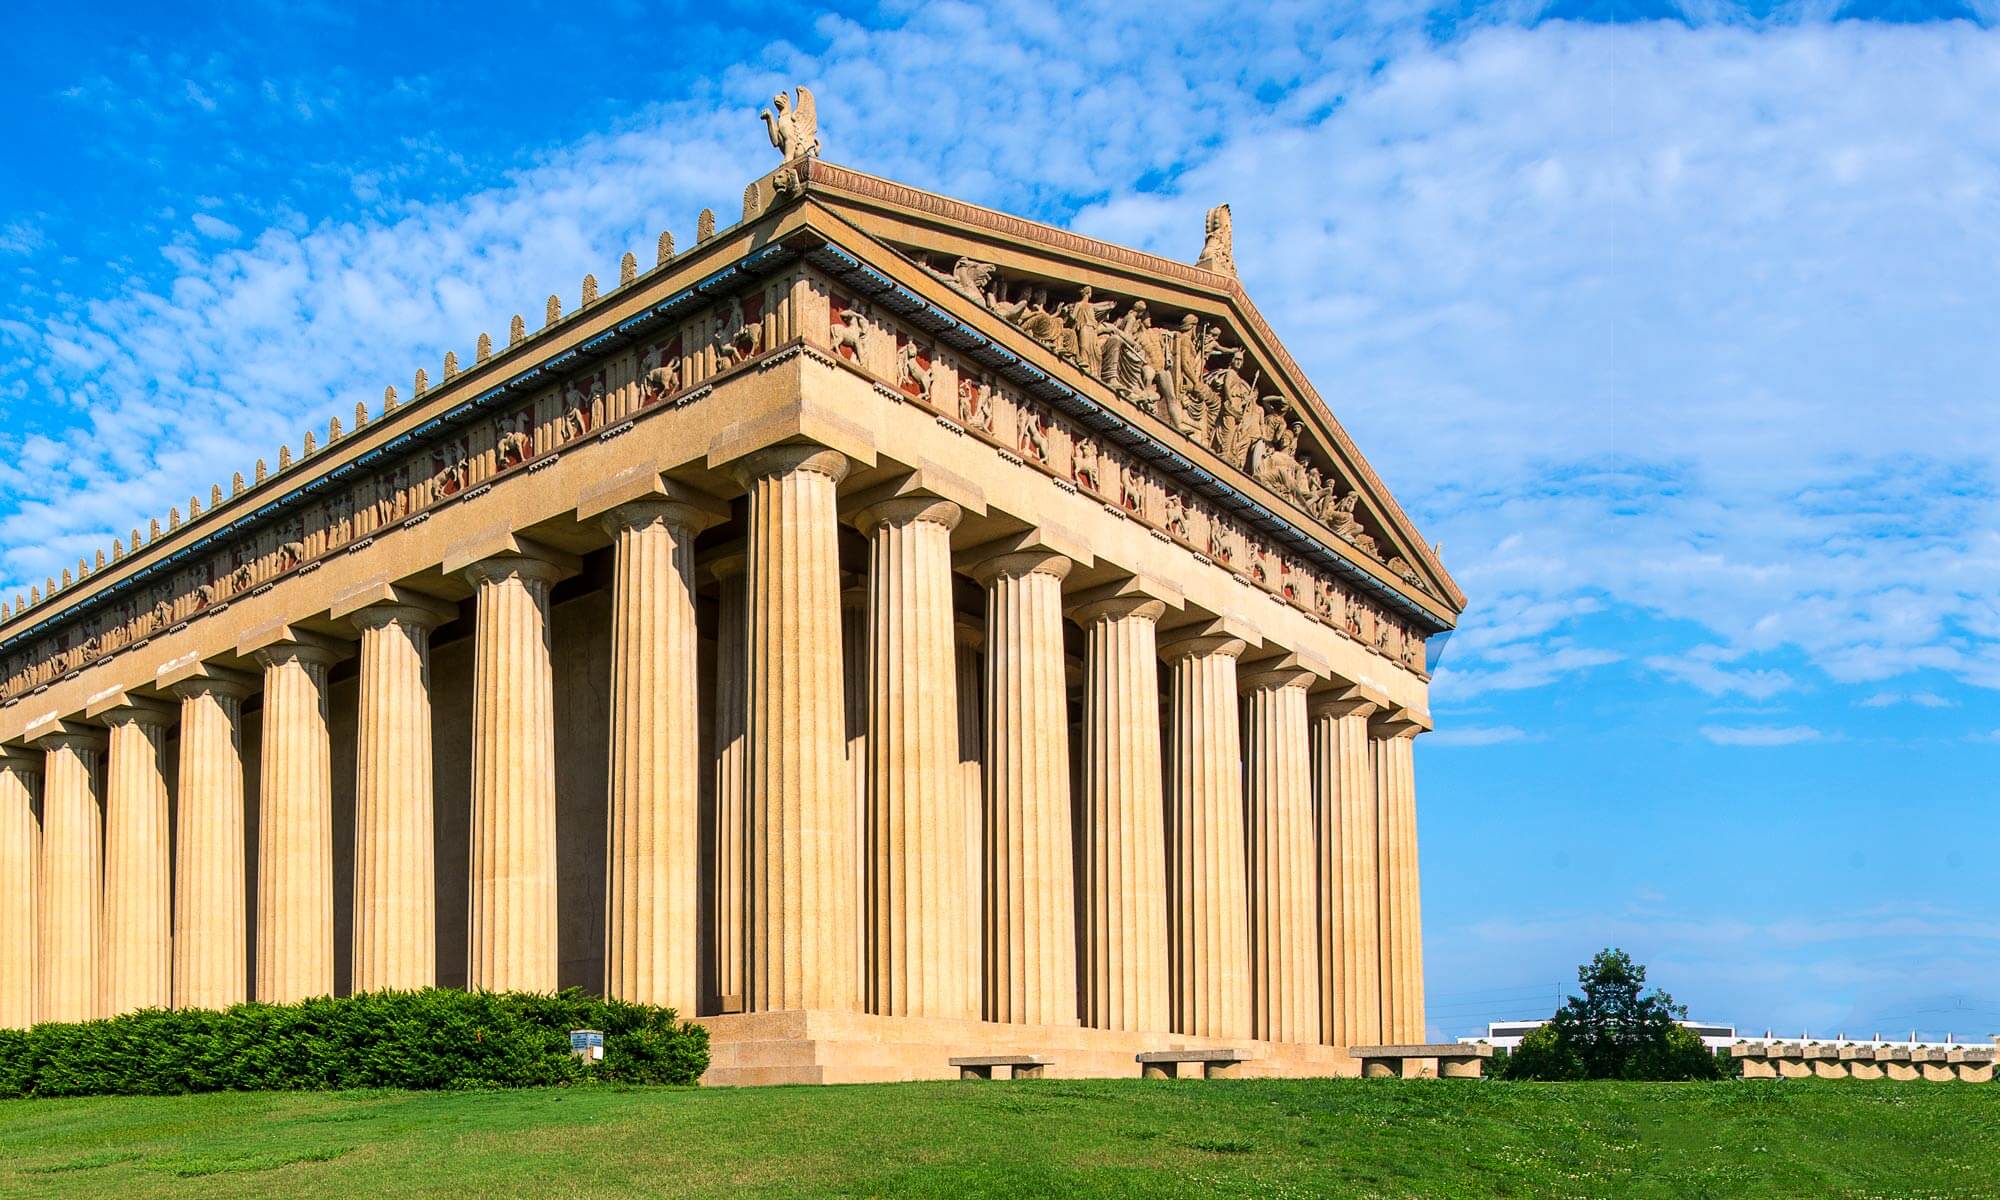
[0,442,1425,1048]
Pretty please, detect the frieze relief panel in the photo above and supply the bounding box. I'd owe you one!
[907,250,1433,599]
[0,272,808,705]
[0,256,1425,705]
[817,273,1427,676]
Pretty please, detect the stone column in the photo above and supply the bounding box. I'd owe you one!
[1374,714,1425,1043]
[253,635,343,1004]
[731,444,855,1012]
[171,671,252,1010]
[972,550,1077,1026]
[1162,633,1251,1040]
[36,728,104,1023]
[1074,593,1170,1034]
[855,497,970,1019]
[0,750,39,1028]
[347,594,455,993]
[840,577,869,1000]
[1242,663,1320,1045]
[602,497,716,1011]
[463,551,569,994]
[1311,693,1380,1049]
[708,551,748,1013]
[100,702,175,1016]
[953,617,984,1007]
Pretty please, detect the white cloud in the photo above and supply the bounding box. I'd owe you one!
[2,9,1997,724]
[1426,723,1535,747]
[189,213,240,241]
[1699,724,1823,746]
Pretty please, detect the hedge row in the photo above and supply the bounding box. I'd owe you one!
[0,988,708,1098]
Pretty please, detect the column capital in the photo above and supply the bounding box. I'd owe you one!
[955,525,1092,579]
[967,549,1070,585]
[1370,707,1432,739]
[1241,651,1327,693]
[240,624,351,668]
[159,660,257,701]
[1068,574,1182,625]
[727,442,850,489]
[1310,681,1391,721]
[1157,613,1262,660]
[576,467,729,531]
[0,744,42,775]
[442,533,582,583]
[91,696,177,728]
[954,612,984,650]
[25,717,105,753]
[331,582,460,631]
[700,541,748,584]
[851,495,962,534]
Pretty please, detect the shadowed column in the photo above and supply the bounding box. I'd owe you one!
[170,670,253,1010]
[1162,633,1250,1040]
[36,727,104,1023]
[0,750,39,1028]
[346,592,456,993]
[1310,692,1380,1049]
[973,549,1076,1026]
[463,551,569,994]
[707,551,748,1014]
[1074,592,1169,1034]
[601,495,719,1011]
[253,634,345,1003]
[953,616,984,1012]
[1373,713,1426,1042]
[855,496,969,1019]
[1242,662,1320,1045]
[100,701,175,1016]
[731,444,855,1012]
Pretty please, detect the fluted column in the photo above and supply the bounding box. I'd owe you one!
[1242,664,1320,1045]
[36,729,104,1023]
[254,636,342,1004]
[101,702,174,1015]
[731,444,854,1012]
[1075,594,1169,1033]
[953,618,984,1006]
[1374,715,1425,1042]
[349,595,454,993]
[172,672,252,1010]
[602,497,715,1011]
[973,550,1076,1026]
[1311,694,1379,1049]
[0,750,39,1028]
[1163,633,1250,1039]
[855,497,969,1019]
[840,578,869,998]
[463,552,567,994]
[708,551,748,1013]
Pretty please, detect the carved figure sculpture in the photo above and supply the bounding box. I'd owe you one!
[714,295,762,367]
[641,343,682,404]
[1020,412,1049,463]
[1061,285,1116,372]
[1073,438,1102,494]
[761,87,820,160]
[830,304,868,361]
[497,430,532,468]
[1196,203,1236,276]
[958,374,995,433]
[1205,348,1261,467]
[897,340,933,402]
[924,257,998,306]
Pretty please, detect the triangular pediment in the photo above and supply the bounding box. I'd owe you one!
[781,160,1462,622]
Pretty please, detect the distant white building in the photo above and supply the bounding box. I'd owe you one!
[1460,1018,1737,1051]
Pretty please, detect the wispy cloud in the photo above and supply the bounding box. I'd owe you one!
[1700,724,1823,747]
[1427,724,1536,747]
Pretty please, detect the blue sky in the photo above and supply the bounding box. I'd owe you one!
[2,1,1996,1039]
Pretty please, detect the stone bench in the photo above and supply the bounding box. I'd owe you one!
[1136,1049,1246,1079]
[948,1054,1048,1080]
[1351,1043,1493,1079]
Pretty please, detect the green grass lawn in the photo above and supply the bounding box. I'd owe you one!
[0,1078,1992,1199]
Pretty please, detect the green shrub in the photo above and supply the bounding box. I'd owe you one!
[0,988,707,1099]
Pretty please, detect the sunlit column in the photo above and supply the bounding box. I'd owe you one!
[1242,662,1319,1044]
[252,635,344,1003]
[171,670,253,1011]
[0,749,40,1028]
[100,701,174,1015]
[1162,632,1250,1040]
[36,727,104,1023]
[1310,692,1380,1049]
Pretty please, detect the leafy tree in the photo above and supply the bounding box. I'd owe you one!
[1499,948,1722,1081]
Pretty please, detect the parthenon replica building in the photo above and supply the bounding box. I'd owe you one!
[0,93,1463,1084]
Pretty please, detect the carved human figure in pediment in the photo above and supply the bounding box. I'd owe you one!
[1061,286,1115,374]
[1017,287,1064,353]
[1205,347,1261,467]
[925,257,998,307]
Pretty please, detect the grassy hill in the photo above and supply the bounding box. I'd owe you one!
[0,1077,1992,1198]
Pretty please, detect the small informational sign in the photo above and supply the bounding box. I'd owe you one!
[570,1029,605,1062]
